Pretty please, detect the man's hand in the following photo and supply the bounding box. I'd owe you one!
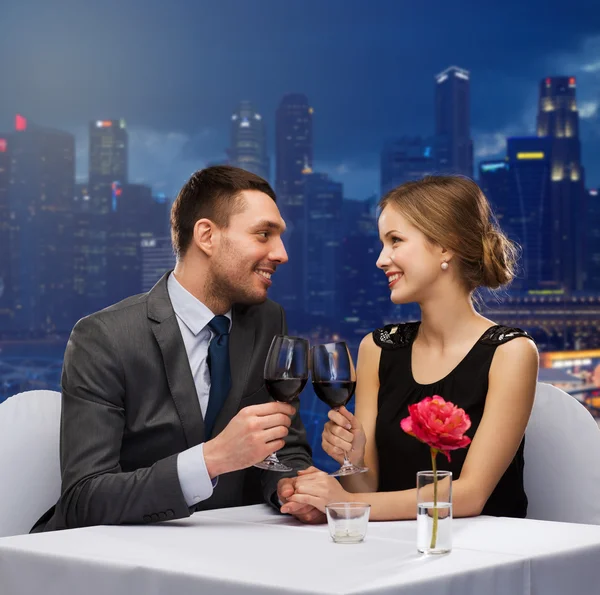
[277,467,326,524]
[286,468,351,513]
[204,402,295,477]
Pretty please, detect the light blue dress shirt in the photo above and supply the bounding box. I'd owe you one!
[167,272,231,507]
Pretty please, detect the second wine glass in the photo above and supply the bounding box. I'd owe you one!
[254,335,309,472]
[311,341,368,477]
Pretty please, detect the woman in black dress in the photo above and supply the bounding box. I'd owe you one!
[284,176,539,520]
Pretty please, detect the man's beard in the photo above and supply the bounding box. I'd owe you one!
[208,236,270,306]
[205,249,268,307]
[205,269,264,307]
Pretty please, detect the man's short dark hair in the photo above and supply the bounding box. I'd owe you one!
[170,165,277,259]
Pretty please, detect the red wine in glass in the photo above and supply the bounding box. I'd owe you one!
[266,378,308,403]
[311,342,368,477]
[313,380,356,409]
[254,335,309,472]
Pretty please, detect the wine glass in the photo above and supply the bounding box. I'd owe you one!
[254,335,309,472]
[311,341,368,476]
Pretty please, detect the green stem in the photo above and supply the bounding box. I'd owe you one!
[430,448,439,550]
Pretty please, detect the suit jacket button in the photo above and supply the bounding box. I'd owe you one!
[158,512,167,521]
[143,515,151,523]
[166,509,174,518]
[151,513,159,522]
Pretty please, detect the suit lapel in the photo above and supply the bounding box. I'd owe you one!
[148,272,205,447]
[212,304,256,437]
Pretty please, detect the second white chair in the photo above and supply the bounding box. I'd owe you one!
[524,382,600,525]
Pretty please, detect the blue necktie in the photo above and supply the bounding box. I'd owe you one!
[204,315,231,438]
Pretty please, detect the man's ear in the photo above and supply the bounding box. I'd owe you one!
[192,218,218,256]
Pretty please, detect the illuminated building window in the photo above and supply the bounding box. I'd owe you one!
[543,98,555,112]
[552,166,564,182]
[517,152,545,160]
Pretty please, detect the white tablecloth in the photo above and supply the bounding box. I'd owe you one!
[1,504,600,595]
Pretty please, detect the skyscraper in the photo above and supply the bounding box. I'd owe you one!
[506,137,554,288]
[380,137,435,195]
[304,173,343,324]
[72,182,106,318]
[273,94,313,327]
[536,76,586,290]
[75,119,128,315]
[8,116,76,334]
[586,188,600,292]
[434,66,473,178]
[536,77,582,178]
[0,134,11,329]
[340,197,390,340]
[141,236,176,292]
[478,160,510,223]
[106,183,163,305]
[228,101,269,181]
[275,94,313,208]
[89,119,128,213]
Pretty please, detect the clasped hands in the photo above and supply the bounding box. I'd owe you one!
[276,466,350,523]
[275,406,364,523]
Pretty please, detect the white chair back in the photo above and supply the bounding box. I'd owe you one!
[524,382,600,524]
[0,390,62,537]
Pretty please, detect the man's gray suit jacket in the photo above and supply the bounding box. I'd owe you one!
[34,272,312,531]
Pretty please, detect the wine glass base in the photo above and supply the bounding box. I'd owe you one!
[330,465,369,477]
[253,459,293,472]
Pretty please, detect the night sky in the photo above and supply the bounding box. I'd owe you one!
[1,0,599,199]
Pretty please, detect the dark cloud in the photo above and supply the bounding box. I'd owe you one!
[1,0,599,195]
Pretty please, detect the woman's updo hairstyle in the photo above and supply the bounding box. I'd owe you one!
[379,175,518,291]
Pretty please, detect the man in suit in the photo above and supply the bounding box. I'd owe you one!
[33,165,323,531]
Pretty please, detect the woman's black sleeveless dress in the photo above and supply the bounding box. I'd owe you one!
[373,322,533,518]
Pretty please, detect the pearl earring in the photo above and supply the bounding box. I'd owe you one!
[441,261,449,271]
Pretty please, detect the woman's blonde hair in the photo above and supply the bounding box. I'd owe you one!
[379,176,518,291]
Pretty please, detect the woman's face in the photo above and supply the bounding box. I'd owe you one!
[376,206,447,304]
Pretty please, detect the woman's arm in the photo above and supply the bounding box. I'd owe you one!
[323,333,381,493]
[449,336,539,514]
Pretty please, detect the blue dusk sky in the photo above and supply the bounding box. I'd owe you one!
[1,0,599,198]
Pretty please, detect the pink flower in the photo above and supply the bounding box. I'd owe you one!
[400,396,471,461]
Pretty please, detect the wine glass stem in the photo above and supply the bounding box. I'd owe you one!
[332,407,353,469]
[342,450,353,468]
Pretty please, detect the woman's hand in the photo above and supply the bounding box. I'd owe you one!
[322,406,367,466]
[286,468,352,513]
[277,467,327,524]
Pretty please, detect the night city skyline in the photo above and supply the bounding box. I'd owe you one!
[3,0,600,467]
[1,0,600,199]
